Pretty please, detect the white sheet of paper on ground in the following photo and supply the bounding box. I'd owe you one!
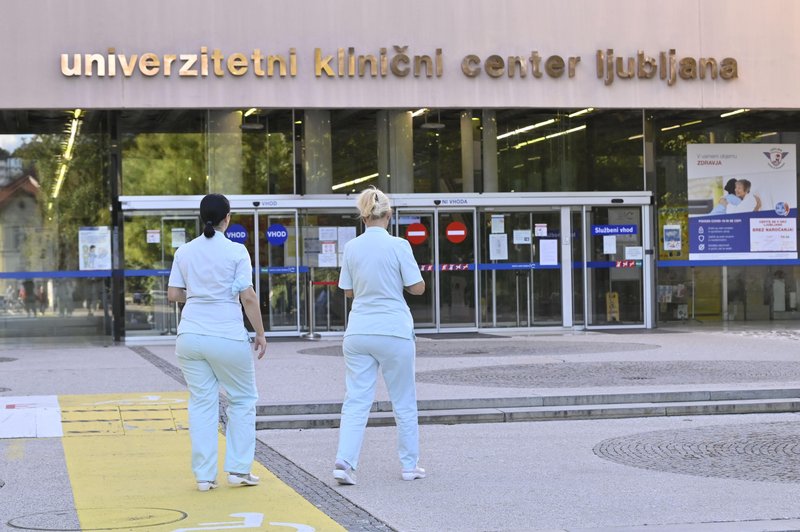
[0,395,62,438]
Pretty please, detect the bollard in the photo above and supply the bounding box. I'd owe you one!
[301,274,321,340]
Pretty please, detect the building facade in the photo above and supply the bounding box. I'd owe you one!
[1,0,799,342]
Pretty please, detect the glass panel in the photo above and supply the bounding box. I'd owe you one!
[395,212,435,328]
[571,208,585,326]
[531,212,561,325]
[495,109,643,192]
[257,212,299,331]
[479,210,561,327]
[0,110,111,339]
[300,211,360,333]
[652,109,800,325]
[411,110,464,193]
[586,206,644,325]
[123,213,199,336]
[120,110,208,195]
[330,110,379,194]
[438,210,476,328]
[241,110,295,194]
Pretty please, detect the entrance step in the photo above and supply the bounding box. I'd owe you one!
[255,388,800,430]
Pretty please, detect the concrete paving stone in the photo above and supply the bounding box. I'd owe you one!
[261,413,800,531]
[0,438,79,530]
[415,360,800,389]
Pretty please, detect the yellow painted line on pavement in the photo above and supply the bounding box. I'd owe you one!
[59,392,345,531]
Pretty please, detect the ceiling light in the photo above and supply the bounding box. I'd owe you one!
[332,172,379,191]
[567,108,594,118]
[720,108,749,118]
[497,119,556,140]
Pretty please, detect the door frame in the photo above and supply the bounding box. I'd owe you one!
[119,192,655,340]
[579,203,654,330]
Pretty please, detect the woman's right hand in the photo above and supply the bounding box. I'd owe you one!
[253,334,267,360]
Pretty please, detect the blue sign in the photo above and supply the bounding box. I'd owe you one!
[266,223,289,246]
[225,223,248,244]
[591,224,637,236]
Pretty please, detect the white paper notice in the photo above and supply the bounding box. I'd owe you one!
[491,215,505,234]
[750,218,797,252]
[489,233,508,260]
[321,242,337,254]
[540,239,558,265]
[318,253,337,267]
[171,228,186,248]
[625,246,644,260]
[513,230,532,245]
[78,226,112,270]
[338,226,357,248]
[663,224,681,251]
[534,223,548,237]
[146,229,160,244]
[319,226,337,241]
[603,235,617,255]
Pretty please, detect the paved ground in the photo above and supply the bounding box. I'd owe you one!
[2,323,800,531]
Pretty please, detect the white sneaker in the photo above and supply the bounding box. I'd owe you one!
[197,480,218,491]
[227,472,260,486]
[333,461,356,485]
[401,466,426,481]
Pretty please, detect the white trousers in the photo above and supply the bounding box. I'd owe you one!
[176,333,258,482]
[337,334,419,471]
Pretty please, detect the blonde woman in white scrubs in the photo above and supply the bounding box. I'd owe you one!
[334,187,426,485]
[168,193,267,492]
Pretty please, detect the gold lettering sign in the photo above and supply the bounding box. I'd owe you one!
[59,47,738,86]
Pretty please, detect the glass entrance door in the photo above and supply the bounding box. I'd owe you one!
[583,206,646,327]
[479,209,562,327]
[227,209,301,335]
[257,211,300,332]
[394,209,478,332]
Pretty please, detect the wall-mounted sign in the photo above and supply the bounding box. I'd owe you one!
[266,223,289,246]
[225,223,248,244]
[406,223,428,245]
[687,143,797,261]
[445,221,467,243]
[60,47,738,88]
[592,224,637,236]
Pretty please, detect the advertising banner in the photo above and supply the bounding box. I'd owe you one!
[687,143,796,260]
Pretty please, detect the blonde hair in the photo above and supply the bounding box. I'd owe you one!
[356,186,391,220]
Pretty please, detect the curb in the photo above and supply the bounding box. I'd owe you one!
[256,388,800,430]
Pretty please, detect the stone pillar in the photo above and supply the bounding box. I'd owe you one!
[303,109,333,194]
[388,110,413,193]
[207,110,243,193]
[482,109,498,192]
[460,110,474,192]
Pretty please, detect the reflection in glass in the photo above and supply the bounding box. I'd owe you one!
[495,109,643,192]
[0,110,111,337]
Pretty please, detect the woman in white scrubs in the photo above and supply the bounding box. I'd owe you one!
[168,193,267,492]
[334,187,426,485]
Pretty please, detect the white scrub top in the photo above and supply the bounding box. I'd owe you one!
[338,226,423,339]
[168,230,253,341]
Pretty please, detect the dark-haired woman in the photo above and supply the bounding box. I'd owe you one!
[168,193,267,492]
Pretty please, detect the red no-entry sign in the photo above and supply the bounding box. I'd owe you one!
[406,223,428,245]
[445,221,467,243]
